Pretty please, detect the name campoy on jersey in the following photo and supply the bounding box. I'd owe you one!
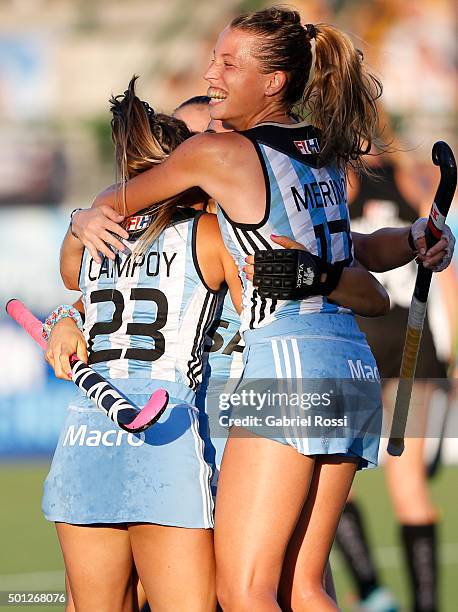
[78,210,218,389]
[87,250,177,281]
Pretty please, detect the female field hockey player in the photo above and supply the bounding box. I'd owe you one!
[45,77,388,612]
[173,101,455,612]
[176,96,338,603]
[175,99,455,517]
[343,149,455,612]
[62,7,438,609]
[43,79,245,612]
[174,97,456,612]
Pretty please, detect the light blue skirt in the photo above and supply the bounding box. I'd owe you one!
[231,313,382,469]
[42,380,214,528]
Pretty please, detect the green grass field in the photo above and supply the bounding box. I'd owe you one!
[0,463,457,611]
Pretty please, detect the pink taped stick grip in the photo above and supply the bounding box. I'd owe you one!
[6,299,47,350]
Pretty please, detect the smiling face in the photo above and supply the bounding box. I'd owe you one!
[203,26,288,131]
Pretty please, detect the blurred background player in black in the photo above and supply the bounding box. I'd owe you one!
[334,135,457,612]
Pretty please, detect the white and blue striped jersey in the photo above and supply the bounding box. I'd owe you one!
[217,120,354,333]
[79,209,219,392]
[203,288,244,381]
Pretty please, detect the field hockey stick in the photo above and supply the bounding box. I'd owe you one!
[387,141,456,456]
[6,299,169,433]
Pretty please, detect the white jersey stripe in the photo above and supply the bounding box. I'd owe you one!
[152,216,188,382]
[281,339,292,378]
[189,408,213,527]
[291,338,309,454]
[271,339,283,379]
[273,339,294,449]
[281,339,299,451]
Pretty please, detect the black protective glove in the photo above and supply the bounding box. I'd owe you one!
[253,249,345,300]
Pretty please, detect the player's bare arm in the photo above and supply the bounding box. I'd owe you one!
[73,298,84,314]
[69,131,265,262]
[244,220,455,308]
[94,131,263,220]
[352,221,455,272]
[331,259,389,316]
[60,226,86,289]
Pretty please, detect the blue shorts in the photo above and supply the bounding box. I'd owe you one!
[42,380,214,528]
[235,314,382,470]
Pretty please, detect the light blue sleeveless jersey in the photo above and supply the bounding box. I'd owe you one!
[203,287,244,381]
[79,209,219,395]
[217,121,354,333]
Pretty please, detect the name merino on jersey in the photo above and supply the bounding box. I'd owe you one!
[291,177,347,212]
[79,210,218,389]
[217,121,354,333]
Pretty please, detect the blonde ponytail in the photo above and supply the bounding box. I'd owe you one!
[302,24,383,169]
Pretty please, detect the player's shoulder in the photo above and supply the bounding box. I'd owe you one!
[182,131,253,162]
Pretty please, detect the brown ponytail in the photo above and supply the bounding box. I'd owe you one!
[231,6,383,170]
[302,23,382,169]
[109,76,205,253]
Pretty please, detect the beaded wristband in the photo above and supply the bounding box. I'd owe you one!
[42,305,84,342]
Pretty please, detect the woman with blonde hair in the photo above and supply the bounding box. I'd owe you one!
[46,72,391,610]
[43,77,242,611]
[63,7,407,609]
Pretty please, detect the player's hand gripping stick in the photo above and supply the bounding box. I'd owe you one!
[6,299,168,433]
[387,141,457,456]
